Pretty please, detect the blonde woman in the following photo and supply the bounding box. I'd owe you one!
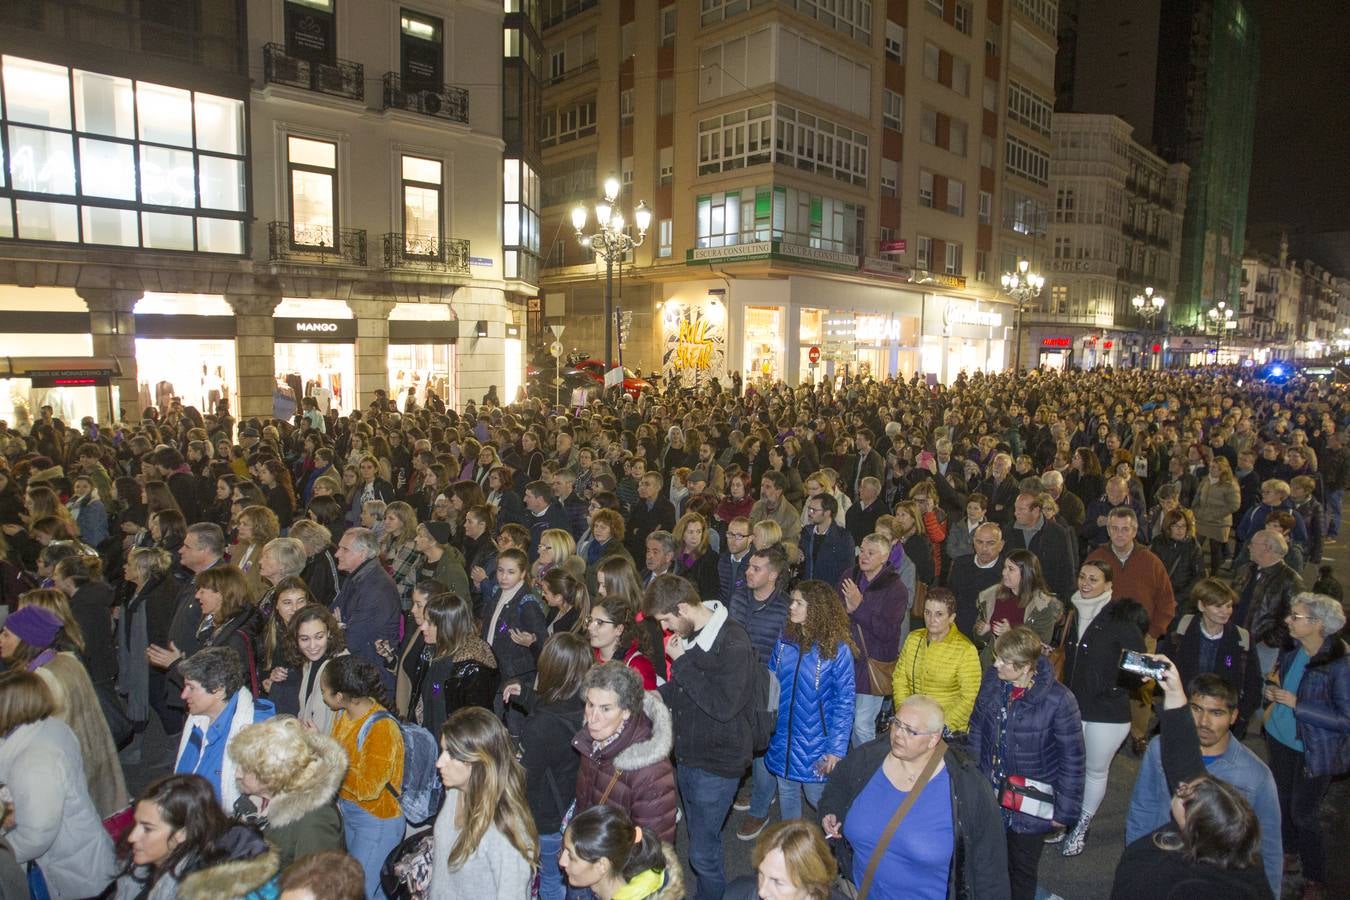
[1192,456,1241,574]
[800,471,851,528]
[234,504,280,599]
[430,707,538,898]
[534,528,576,583]
[890,500,936,586]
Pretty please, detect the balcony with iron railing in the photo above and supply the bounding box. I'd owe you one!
[383,234,470,274]
[263,43,364,101]
[268,222,368,266]
[382,74,469,124]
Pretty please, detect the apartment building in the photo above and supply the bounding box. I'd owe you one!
[1238,238,1300,362]
[1034,113,1187,369]
[535,0,1058,387]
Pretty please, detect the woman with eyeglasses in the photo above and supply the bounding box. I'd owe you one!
[818,694,1010,899]
[1261,593,1350,899]
[586,595,658,689]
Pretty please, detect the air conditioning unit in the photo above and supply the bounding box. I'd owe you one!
[418,89,443,115]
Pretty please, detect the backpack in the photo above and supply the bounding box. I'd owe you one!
[749,659,779,754]
[358,711,444,826]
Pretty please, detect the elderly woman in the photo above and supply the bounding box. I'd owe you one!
[256,535,307,642]
[290,519,339,607]
[819,695,1010,899]
[840,533,911,746]
[1262,592,1350,898]
[227,715,347,868]
[571,661,677,843]
[968,627,1085,900]
[892,588,982,735]
[0,670,118,899]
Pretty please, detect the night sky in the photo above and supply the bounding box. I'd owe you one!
[1247,0,1350,238]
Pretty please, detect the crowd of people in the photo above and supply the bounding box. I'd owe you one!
[0,363,1347,900]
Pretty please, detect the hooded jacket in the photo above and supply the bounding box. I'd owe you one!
[239,730,347,868]
[764,637,856,783]
[572,692,678,843]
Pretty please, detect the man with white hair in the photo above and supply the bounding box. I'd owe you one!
[331,527,401,689]
[1232,529,1304,675]
[1041,469,1085,531]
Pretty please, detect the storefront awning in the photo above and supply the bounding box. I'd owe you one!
[0,357,123,387]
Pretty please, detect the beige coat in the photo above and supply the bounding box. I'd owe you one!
[1192,476,1241,543]
[36,652,130,819]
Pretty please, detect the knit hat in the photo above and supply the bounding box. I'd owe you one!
[3,606,62,649]
[423,521,452,545]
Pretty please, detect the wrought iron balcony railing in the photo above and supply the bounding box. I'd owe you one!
[268,222,368,266]
[382,74,469,124]
[263,43,365,102]
[383,233,470,274]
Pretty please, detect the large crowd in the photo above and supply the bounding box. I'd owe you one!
[0,364,1348,900]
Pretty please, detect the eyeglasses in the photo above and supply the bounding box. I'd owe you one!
[585,617,617,628]
[887,718,939,738]
[727,531,751,539]
[806,507,823,514]
[1286,613,1316,622]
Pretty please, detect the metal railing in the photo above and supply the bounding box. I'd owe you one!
[382,233,470,273]
[382,73,469,124]
[263,43,364,101]
[268,222,368,266]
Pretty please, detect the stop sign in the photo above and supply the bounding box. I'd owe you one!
[808,345,821,364]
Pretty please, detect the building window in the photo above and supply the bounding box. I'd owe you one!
[541,152,595,207]
[1051,283,1068,314]
[975,249,989,281]
[919,170,934,208]
[950,119,967,157]
[926,0,945,16]
[978,190,992,224]
[1005,135,1050,186]
[1007,79,1053,136]
[985,23,1001,56]
[542,97,597,147]
[885,22,905,62]
[621,155,633,186]
[947,179,964,216]
[401,155,442,244]
[620,88,634,124]
[880,159,898,197]
[658,217,672,257]
[698,105,774,175]
[399,9,444,87]
[923,42,940,80]
[0,54,246,251]
[917,234,932,268]
[983,78,998,112]
[1013,0,1059,34]
[781,0,873,43]
[952,60,970,96]
[920,108,937,145]
[659,145,673,185]
[503,157,539,279]
[658,77,675,115]
[660,6,676,46]
[1053,235,1071,258]
[696,184,863,253]
[1003,187,1048,235]
[883,90,904,131]
[287,136,337,247]
[954,2,972,34]
[945,241,962,275]
[697,103,869,187]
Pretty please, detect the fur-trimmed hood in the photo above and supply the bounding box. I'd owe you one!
[261,729,348,829]
[613,691,673,771]
[643,844,685,899]
[178,826,279,899]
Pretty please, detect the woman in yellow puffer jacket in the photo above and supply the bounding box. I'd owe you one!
[892,588,983,733]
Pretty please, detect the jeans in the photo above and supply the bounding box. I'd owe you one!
[678,765,739,900]
[1266,736,1331,882]
[747,755,778,818]
[775,776,824,822]
[339,798,405,900]
[1006,829,1046,900]
[1325,488,1343,537]
[852,694,885,747]
[538,830,564,900]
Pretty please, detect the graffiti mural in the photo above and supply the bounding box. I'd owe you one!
[662,302,727,389]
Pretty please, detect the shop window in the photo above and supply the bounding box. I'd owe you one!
[287,135,338,246]
[401,154,443,247]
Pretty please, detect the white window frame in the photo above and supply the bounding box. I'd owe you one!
[658,217,673,257]
[978,190,992,224]
[885,22,906,62]
[880,158,898,197]
[945,241,962,275]
[946,179,964,216]
[923,42,941,80]
[919,170,935,208]
[917,234,933,269]
[883,90,904,131]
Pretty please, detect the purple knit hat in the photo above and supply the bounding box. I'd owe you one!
[3,606,62,648]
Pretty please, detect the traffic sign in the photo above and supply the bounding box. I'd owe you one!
[549,324,566,338]
[549,341,564,358]
[808,345,821,364]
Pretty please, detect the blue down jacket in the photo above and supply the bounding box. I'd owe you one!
[764,637,855,783]
[1277,635,1350,777]
[966,655,1086,833]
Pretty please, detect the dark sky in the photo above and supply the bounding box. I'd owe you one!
[1247,0,1350,236]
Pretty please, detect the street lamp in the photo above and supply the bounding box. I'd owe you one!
[1001,258,1045,373]
[1132,287,1166,369]
[1206,300,1236,363]
[571,177,652,380]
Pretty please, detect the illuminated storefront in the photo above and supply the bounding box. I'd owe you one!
[919,298,1007,382]
[133,294,238,416]
[0,288,102,427]
[387,303,458,412]
[273,299,356,417]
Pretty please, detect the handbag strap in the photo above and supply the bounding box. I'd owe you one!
[597,767,622,806]
[857,740,947,900]
[1054,607,1075,655]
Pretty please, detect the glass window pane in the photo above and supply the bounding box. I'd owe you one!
[503,201,520,245]
[197,217,243,254]
[194,93,243,155]
[405,184,440,238]
[403,155,441,184]
[141,211,194,250]
[2,56,71,128]
[198,156,244,211]
[0,199,12,238]
[73,70,135,138]
[8,126,76,194]
[15,199,79,241]
[78,139,136,200]
[288,136,336,169]
[290,169,334,241]
[139,145,196,207]
[137,82,193,147]
[81,205,138,246]
[503,158,519,202]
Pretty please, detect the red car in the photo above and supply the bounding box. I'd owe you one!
[571,359,653,399]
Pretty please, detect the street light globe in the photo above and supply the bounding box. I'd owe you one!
[603,176,621,201]
[1132,294,1145,309]
[570,205,588,233]
[1152,294,1165,310]
[1018,258,1030,274]
[634,201,652,235]
[610,211,625,233]
[594,198,612,228]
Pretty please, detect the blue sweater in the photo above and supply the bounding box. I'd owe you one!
[1126,731,1282,895]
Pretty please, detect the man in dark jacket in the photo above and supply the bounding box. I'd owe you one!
[147,522,225,732]
[846,429,885,501]
[978,453,1020,527]
[1080,476,1145,549]
[523,480,571,562]
[625,472,676,560]
[798,493,856,588]
[819,695,1012,899]
[845,477,885,548]
[151,446,201,523]
[948,523,1005,639]
[648,575,757,900]
[1232,530,1303,676]
[1005,492,1078,602]
[551,469,590,541]
[332,527,402,691]
[717,517,753,605]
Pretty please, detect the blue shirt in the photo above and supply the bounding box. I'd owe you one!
[843,764,953,899]
[1266,648,1308,752]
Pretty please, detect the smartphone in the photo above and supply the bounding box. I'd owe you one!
[1120,650,1167,680]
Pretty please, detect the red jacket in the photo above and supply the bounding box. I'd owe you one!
[571,692,677,842]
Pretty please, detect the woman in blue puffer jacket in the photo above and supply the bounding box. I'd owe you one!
[967,626,1085,900]
[764,579,856,823]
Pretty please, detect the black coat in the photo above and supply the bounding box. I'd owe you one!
[819,738,1012,900]
[123,571,181,650]
[625,497,677,560]
[410,653,498,741]
[1158,615,1263,734]
[675,550,721,601]
[1004,518,1078,604]
[300,550,340,607]
[1149,535,1205,611]
[519,696,585,834]
[1061,597,1147,723]
[69,580,119,688]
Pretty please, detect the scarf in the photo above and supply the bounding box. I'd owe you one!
[614,868,665,900]
[119,584,153,723]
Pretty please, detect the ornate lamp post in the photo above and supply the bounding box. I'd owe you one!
[571,177,651,378]
[1132,286,1166,368]
[1002,258,1045,373]
[1206,300,1236,363]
